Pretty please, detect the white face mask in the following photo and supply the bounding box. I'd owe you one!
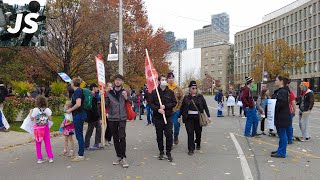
[160,81,167,87]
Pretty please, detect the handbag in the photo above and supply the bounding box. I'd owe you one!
[237,101,243,107]
[126,101,136,120]
[191,99,208,127]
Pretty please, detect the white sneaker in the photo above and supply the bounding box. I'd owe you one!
[37,159,45,164]
[242,116,246,119]
[49,158,54,163]
[113,157,121,165]
[121,158,129,168]
[71,156,85,162]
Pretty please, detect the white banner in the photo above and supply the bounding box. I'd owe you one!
[267,99,277,130]
[1,110,10,129]
[96,56,106,87]
[107,32,119,61]
[20,115,53,134]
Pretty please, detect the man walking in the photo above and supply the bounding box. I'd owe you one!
[105,74,131,168]
[167,72,183,145]
[149,75,177,162]
[241,76,259,137]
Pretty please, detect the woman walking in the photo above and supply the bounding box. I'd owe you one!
[179,81,211,155]
[271,76,291,158]
[226,90,236,116]
[256,89,270,135]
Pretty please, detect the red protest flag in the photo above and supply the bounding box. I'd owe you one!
[145,53,158,93]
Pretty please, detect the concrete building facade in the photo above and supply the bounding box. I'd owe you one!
[194,25,229,48]
[211,12,230,41]
[234,0,320,91]
[201,42,233,91]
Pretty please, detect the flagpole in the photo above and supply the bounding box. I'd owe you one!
[145,49,167,124]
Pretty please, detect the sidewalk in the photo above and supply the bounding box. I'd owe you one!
[0,131,33,150]
[314,102,320,107]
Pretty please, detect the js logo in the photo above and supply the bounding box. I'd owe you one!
[7,1,45,34]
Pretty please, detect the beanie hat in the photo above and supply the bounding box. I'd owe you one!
[303,82,309,88]
[245,76,253,85]
[188,80,197,87]
[167,72,174,79]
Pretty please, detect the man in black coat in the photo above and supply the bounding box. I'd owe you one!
[149,75,177,162]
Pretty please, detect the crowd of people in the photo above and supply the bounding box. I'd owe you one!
[0,72,316,167]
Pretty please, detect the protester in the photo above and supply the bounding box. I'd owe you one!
[139,88,146,120]
[238,86,246,118]
[297,81,314,141]
[144,86,153,126]
[31,84,42,99]
[67,78,87,162]
[131,90,140,120]
[85,83,103,150]
[167,72,184,145]
[241,76,259,137]
[226,89,236,116]
[0,81,9,132]
[256,89,270,135]
[104,82,113,146]
[179,81,211,155]
[105,74,131,168]
[149,75,177,162]
[60,100,75,157]
[217,89,224,117]
[271,76,291,158]
[287,80,296,144]
[30,95,54,163]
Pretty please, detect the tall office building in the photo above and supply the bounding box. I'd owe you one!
[234,0,320,91]
[211,12,230,41]
[165,31,187,52]
[174,38,187,51]
[194,13,230,48]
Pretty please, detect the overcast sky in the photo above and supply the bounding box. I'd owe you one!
[4,0,46,6]
[144,0,296,48]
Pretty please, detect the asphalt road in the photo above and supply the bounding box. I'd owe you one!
[0,96,319,180]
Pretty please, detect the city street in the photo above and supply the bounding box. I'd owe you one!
[0,96,320,180]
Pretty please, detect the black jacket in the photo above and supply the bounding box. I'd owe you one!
[86,92,101,123]
[0,85,8,103]
[179,94,210,120]
[149,86,177,118]
[273,86,290,128]
[297,89,314,112]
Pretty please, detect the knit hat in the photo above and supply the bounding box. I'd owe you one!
[302,82,309,88]
[188,80,197,87]
[245,76,253,85]
[167,72,174,79]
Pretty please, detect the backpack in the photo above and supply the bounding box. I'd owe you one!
[82,88,93,110]
[214,92,219,101]
[36,108,49,126]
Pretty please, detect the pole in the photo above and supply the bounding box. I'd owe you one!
[261,54,264,83]
[119,0,123,75]
[145,49,167,124]
[100,88,107,146]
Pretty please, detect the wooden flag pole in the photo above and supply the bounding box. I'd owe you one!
[145,49,167,124]
[100,88,107,146]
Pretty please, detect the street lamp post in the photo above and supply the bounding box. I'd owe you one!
[119,0,123,75]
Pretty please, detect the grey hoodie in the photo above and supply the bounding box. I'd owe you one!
[105,87,132,121]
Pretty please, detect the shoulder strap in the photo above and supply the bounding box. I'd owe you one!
[191,99,200,113]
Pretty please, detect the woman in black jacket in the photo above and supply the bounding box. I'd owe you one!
[271,76,291,158]
[179,81,211,155]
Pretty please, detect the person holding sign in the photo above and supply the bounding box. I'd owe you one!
[149,75,177,162]
[271,76,291,158]
[241,76,259,137]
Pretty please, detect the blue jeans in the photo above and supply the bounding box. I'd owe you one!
[139,106,145,119]
[244,107,259,137]
[0,110,3,128]
[146,104,153,125]
[287,113,293,143]
[276,127,288,157]
[134,106,139,120]
[217,110,223,116]
[172,110,180,138]
[73,111,87,156]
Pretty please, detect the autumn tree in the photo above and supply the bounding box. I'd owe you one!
[251,39,305,82]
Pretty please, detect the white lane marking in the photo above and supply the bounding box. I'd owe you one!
[230,133,254,180]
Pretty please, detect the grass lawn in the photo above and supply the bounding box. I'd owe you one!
[9,115,64,133]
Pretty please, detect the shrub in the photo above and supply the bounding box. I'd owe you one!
[50,82,67,96]
[11,81,35,98]
[314,93,320,102]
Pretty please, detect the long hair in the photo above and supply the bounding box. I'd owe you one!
[261,89,268,99]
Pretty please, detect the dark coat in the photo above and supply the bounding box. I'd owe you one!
[149,86,177,118]
[179,94,211,120]
[297,89,314,112]
[86,92,100,123]
[273,86,290,128]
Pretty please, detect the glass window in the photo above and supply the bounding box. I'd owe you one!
[299,10,302,19]
[309,64,312,73]
[309,5,312,15]
[314,27,317,37]
[314,38,317,48]
[314,51,317,61]
[295,12,298,21]
[314,15,316,25]
[304,8,307,17]
[304,19,307,28]
[309,17,312,27]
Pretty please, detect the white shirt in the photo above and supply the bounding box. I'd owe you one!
[31,107,52,118]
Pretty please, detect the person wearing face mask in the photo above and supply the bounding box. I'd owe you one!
[241,76,260,137]
[179,81,211,155]
[149,75,177,162]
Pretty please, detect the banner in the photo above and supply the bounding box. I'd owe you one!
[58,72,72,83]
[267,99,277,130]
[145,56,158,93]
[107,32,119,61]
[1,110,10,129]
[20,115,53,134]
[96,55,106,87]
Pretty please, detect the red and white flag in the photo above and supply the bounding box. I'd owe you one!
[145,55,158,94]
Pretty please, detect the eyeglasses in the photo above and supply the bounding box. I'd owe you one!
[191,87,197,90]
